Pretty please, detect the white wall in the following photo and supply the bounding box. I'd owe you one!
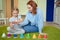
[18,0,28,15]
[18,0,46,22]
[0,0,5,18]
[0,0,3,10]
[36,0,46,22]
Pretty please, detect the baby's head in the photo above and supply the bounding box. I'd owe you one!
[11,8,19,17]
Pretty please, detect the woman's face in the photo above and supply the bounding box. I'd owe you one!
[12,10,18,17]
[27,5,33,12]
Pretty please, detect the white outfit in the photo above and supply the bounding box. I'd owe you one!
[7,15,25,34]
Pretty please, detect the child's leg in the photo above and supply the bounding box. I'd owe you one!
[13,25,25,34]
[15,28,25,34]
[7,25,25,34]
[7,27,10,31]
[14,24,23,30]
[7,27,17,33]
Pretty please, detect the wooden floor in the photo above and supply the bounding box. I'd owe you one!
[44,22,60,29]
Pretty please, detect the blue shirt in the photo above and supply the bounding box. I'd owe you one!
[20,8,44,33]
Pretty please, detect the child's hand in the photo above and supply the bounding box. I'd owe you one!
[12,20,18,24]
[14,18,22,24]
[18,18,23,23]
[12,18,23,24]
[14,18,23,24]
[9,22,15,30]
[10,22,14,27]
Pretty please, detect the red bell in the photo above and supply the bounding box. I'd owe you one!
[43,34,47,39]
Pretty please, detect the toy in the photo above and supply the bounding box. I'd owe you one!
[7,32,11,38]
[32,34,36,39]
[43,33,47,40]
[26,33,30,39]
[38,34,41,39]
[14,34,17,38]
[20,34,24,38]
[2,33,6,38]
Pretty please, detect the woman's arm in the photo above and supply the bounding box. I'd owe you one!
[37,9,44,34]
[20,13,29,26]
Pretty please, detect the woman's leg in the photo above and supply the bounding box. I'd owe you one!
[23,25,39,33]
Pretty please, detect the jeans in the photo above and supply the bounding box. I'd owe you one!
[22,22,39,33]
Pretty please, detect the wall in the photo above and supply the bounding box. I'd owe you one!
[0,0,5,18]
[0,0,3,10]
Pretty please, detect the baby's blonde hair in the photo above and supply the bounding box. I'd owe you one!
[11,8,19,16]
[11,8,19,13]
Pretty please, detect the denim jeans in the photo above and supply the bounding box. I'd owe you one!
[22,22,39,33]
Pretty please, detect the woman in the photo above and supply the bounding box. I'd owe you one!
[20,0,44,34]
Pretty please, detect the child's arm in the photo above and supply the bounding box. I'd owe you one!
[13,18,23,24]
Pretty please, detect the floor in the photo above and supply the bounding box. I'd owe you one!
[44,22,60,29]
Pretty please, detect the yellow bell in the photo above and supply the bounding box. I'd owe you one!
[32,34,37,39]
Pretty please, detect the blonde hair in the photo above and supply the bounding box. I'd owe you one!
[11,8,19,16]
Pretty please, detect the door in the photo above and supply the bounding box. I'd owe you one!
[54,0,60,25]
[5,0,18,18]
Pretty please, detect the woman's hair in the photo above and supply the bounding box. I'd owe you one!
[27,0,37,14]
